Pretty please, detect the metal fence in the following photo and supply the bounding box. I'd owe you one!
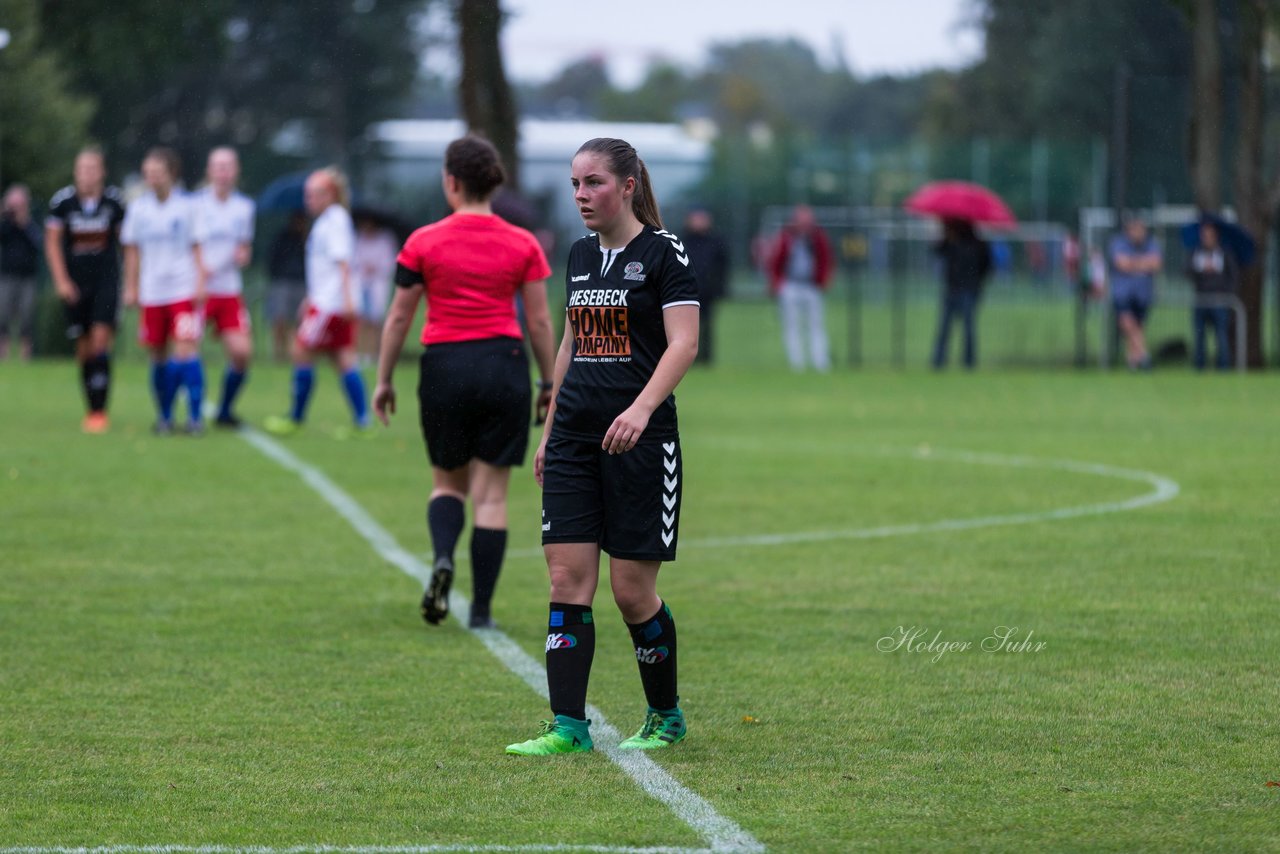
[730,205,1276,370]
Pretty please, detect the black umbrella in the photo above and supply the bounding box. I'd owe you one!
[1180,213,1256,267]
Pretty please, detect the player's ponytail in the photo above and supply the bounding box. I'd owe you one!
[632,159,663,230]
[576,137,664,230]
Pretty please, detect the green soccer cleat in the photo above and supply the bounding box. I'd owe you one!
[505,716,593,756]
[264,415,301,437]
[618,709,686,750]
[332,423,377,441]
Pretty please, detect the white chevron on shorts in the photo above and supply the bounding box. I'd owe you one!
[661,442,678,547]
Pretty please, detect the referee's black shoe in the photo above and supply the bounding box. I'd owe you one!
[421,557,454,625]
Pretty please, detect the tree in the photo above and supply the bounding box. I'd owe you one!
[1229,0,1278,368]
[36,1,434,183]
[0,0,95,198]
[1187,0,1224,211]
[941,0,1192,208]
[456,0,520,189]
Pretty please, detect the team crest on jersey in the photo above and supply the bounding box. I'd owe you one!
[623,261,646,281]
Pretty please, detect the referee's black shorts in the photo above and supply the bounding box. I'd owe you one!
[63,276,119,340]
[541,431,683,562]
[417,337,532,470]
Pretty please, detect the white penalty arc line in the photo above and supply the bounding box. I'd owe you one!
[683,447,1180,551]
[238,429,765,854]
[489,446,1178,560]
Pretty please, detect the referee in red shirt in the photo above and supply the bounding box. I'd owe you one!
[374,136,557,629]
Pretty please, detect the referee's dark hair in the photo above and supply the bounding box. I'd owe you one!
[576,137,663,230]
[445,135,506,201]
[143,146,182,182]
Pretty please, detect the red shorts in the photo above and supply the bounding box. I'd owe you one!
[204,294,250,335]
[296,305,354,351]
[139,300,203,348]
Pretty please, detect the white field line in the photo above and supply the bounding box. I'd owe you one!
[238,430,765,854]
[491,445,1179,560]
[2,845,714,854]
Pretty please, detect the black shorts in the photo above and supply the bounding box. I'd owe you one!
[417,337,532,470]
[541,432,683,562]
[1113,292,1152,325]
[64,276,119,339]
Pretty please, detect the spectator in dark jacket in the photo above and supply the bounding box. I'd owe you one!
[0,185,43,360]
[1186,220,1238,371]
[931,218,992,369]
[683,207,730,365]
[266,210,310,361]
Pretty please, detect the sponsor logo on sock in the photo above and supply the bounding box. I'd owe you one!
[635,645,669,664]
[546,632,578,651]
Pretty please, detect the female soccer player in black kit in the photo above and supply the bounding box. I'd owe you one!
[506,138,700,756]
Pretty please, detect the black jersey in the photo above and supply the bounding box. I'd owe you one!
[552,226,700,443]
[46,185,126,283]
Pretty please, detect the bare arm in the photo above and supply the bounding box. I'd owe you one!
[191,244,208,304]
[338,260,354,318]
[44,224,77,304]
[122,245,140,307]
[372,285,423,426]
[601,303,699,455]
[533,323,575,487]
[234,240,252,269]
[519,277,557,421]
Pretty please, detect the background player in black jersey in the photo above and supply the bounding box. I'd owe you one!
[45,147,126,433]
[506,138,700,756]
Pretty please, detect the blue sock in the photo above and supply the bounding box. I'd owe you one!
[152,360,180,423]
[179,358,205,424]
[341,368,368,427]
[219,368,247,420]
[290,365,315,423]
[150,362,171,422]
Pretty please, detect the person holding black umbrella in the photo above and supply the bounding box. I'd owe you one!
[1186,220,1239,371]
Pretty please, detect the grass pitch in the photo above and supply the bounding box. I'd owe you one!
[2,323,1279,851]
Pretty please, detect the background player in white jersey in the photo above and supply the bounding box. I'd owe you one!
[121,147,207,435]
[507,138,700,756]
[193,147,255,427]
[265,168,369,437]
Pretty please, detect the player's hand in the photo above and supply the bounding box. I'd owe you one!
[535,388,552,426]
[602,404,651,455]
[55,278,80,306]
[123,286,138,308]
[372,382,395,426]
[534,435,549,487]
[234,245,252,269]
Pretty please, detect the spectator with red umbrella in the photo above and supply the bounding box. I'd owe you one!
[904,181,1010,370]
[930,218,993,369]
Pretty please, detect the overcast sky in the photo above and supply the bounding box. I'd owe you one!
[499,0,982,87]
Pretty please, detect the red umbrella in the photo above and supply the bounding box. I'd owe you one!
[904,181,1017,227]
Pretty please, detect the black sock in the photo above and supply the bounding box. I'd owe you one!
[469,527,507,619]
[627,601,679,712]
[546,602,595,721]
[426,495,465,564]
[85,353,111,413]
